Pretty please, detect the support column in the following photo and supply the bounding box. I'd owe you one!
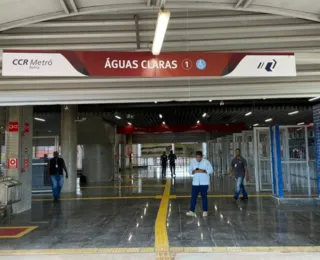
[313,104,320,197]
[126,134,133,169]
[120,134,126,172]
[6,106,33,214]
[83,144,114,182]
[61,105,77,193]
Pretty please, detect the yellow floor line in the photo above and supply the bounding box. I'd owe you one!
[0,248,155,255]
[170,194,272,199]
[32,196,159,202]
[81,185,166,189]
[169,246,320,253]
[155,178,171,259]
[1,246,320,255]
[32,194,273,202]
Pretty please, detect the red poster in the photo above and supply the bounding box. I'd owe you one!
[8,122,19,132]
[8,158,18,169]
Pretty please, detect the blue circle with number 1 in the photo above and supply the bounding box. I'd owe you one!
[196,59,207,70]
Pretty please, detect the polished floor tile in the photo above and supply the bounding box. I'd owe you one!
[1,168,320,251]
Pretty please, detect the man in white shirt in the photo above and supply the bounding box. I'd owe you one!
[186,151,214,217]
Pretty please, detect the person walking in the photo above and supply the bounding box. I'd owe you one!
[160,152,168,178]
[227,149,249,201]
[47,151,68,202]
[168,150,177,177]
[186,151,213,217]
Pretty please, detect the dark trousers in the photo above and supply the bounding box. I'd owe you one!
[170,163,176,176]
[161,164,167,177]
[190,185,208,212]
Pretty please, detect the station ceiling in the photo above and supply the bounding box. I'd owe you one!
[33,98,314,135]
[0,0,320,105]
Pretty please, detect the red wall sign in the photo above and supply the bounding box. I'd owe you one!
[23,122,30,134]
[2,50,296,78]
[8,122,19,132]
[8,158,18,169]
[23,158,29,169]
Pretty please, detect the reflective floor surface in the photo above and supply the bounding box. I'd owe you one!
[0,167,320,259]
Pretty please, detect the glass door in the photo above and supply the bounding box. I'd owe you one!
[32,136,59,190]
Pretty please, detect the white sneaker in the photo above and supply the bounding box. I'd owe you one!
[203,211,208,217]
[186,211,197,217]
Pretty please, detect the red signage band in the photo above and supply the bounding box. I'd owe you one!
[117,123,247,134]
[2,50,296,78]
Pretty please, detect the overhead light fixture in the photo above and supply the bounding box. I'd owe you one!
[162,121,166,125]
[128,122,132,126]
[197,120,200,124]
[297,122,305,125]
[202,113,207,118]
[152,9,170,55]
[288,111,299,115]
[220,101,224,106]
[34,117,46,122]
[245,111,252,116]
[115,115,121,120]
[159,114,163,119]
[309,97,320,102]
[64,105,69,110]
[265,118,272,122]
[209,100,212,102]
[253,123,259,127]
[154,101,158,104]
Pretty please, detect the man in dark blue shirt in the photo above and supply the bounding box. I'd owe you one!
[168,150,177,177]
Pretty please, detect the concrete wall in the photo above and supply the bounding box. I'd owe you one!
[82,144,113,182]
[78,117,115,182]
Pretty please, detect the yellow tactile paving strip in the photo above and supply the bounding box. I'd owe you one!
[0,226,38,239]
[155,179,171,260]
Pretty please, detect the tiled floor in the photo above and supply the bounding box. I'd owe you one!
[0,167,320,257]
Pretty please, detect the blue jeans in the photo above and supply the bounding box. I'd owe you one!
[51,175,64,200]
[190,185,208,212]
[234,176,248,200]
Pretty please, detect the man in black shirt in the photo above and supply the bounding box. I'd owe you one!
[227,149,249,201]
[47,151,68,202]
[168,150,177,177]
[160,152,168,178]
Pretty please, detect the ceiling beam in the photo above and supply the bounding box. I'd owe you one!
[243,0,254,8]
[59,0,70,14]
[134,15,141,49]
[69,0,79,13]
[235,0,245,9]
[147,0,152,7]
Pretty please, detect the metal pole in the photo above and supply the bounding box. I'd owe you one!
[314,123,320,198]
[253,128,260,192]
[275,124,284,198]
[270,127,277,196]
[305,126,312,197]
